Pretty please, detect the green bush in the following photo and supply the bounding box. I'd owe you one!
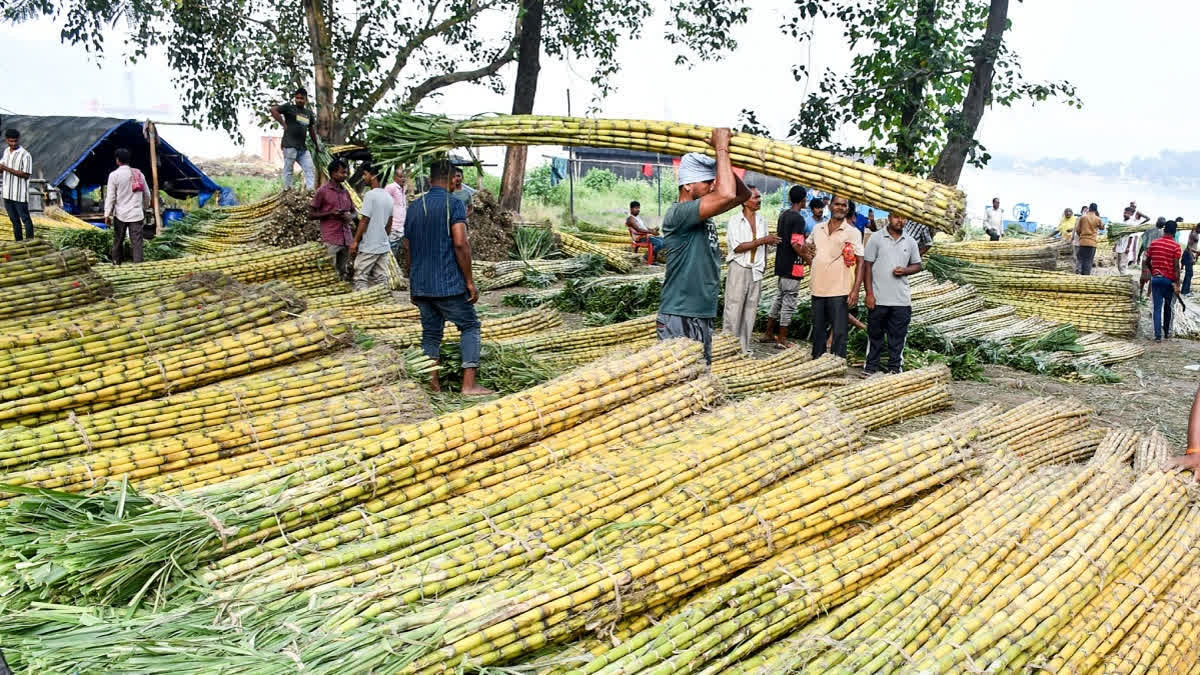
[460,166,501,195]
[581,168,618,191]
[523,165,555,203]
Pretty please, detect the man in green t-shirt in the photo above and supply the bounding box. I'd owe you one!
[657,128,751,363]
[270,88,321,189]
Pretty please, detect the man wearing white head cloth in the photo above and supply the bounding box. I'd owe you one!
[656,128,751,363]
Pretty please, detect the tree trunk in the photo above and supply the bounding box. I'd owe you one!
[302,0,342,143]
[498,0,545,214]
[929,0,1009,185]
[895,0,938,165]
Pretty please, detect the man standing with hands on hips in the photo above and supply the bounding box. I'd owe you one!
[862,211,922,374]
[656,128,751,363]
[809,195,864,359]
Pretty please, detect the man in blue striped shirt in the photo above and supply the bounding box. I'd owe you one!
[403,159,492,395]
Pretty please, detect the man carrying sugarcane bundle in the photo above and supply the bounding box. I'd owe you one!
[404,159,492,395]
[723,186,780,355]
[809,195,865,360]
[348,164,393,291]
[656,128,751,363]
[862,211,922,374]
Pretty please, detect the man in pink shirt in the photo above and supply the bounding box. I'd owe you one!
[384,167,407,262]
[308,159,356,280]
[104,148,151,264]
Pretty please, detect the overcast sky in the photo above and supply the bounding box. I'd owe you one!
[0,0,1194,167]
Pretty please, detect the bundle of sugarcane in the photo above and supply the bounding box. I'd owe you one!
[369,307,559,347]
[0,238,54,262]
[0,347,433,472]
[0,381,433,498]
[929,238,1060,270]
[719,353,845,397]
[503,314,656,354]
[476,270,524,291]
[982,293,1138,335]
[910,285,987,325]
[0,248,92,288]
[95,242,333,291]
[365,112,966,234]
[381,252,406,290]
[933,254,1138,297]
[1107,220,1197,240]
[0,289,304,390]
[0,271,111,319]
[305,284,391,310]
[40,206,99,230]
[483,255,606,279]
[710,342,811,378]
[556,230,634,273]
[0,213,99,241]
[327,303,420,328]
[0,315,349,430]
[0,339,708,611]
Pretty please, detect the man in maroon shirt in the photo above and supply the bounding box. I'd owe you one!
[1146,220,1182,342]
[308,160,356,280]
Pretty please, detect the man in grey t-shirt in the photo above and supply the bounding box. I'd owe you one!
[350,164,394,291]
[861,211,922,374]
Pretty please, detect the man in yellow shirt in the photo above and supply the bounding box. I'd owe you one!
[1074,203,1101,275]
[808,195,865,359]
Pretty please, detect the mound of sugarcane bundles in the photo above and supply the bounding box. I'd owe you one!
[0,238,54,262]
[483,255,605,279]
[366,112,966,234]
[0,381,434,499]
[370,307,559,347]
[930,238,1060,270]
[0,248,92,288]
[0,339,709,611]
[0,315,349,430]
[0,271,111,319]
[305,284,391,310]
[328,303,420,328]
[96,242,332,289]
[0,213,98,241]
[1107,220,1197,240]
[556,230,633,273]
[0,347,434,473]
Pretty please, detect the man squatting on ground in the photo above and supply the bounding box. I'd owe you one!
[761,186,812,348]
[656,127,751,363]
[862,211,923,374]
[403,159,493,396]
[723,186,780,355]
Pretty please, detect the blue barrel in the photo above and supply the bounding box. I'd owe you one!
[163,208,185,227]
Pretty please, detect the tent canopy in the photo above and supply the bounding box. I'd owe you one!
[4,115,220,200]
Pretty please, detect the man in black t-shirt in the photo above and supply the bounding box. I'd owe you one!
[761,185,813,348]
[271,88,320,189]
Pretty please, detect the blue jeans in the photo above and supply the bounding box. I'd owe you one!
[1183,251,1194,295]
[282,147,316,189]
[649,236,665,251]
[1151,276,1175,340]
[413,294,482,369]
[3,199,33,240]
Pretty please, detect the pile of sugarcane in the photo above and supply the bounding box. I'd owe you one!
[556,230,635,273]
[929,236,1065,270]
[927,255,1139,336]
[0,241,112,317]
[365,111,966,234]
[0,210,98,242]
[367,307,561,347]
[474,255,606,292]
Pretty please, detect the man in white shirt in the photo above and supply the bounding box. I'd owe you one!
[384,167,407,262]
[984,197,1004,241]
[104,148,151,264]
[723,187,780,354]
[1,129,34,241]
[349,164,394,291]
[1116,206,1148,274]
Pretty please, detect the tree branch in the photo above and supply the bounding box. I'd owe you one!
[401,18,522,109]
[242,14,306,94]
[343,0,501,130]
[337,11,373,107]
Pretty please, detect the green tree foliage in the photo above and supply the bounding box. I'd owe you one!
[741,0,1080,178]
[581,168,619,191]
[4,0,747,144]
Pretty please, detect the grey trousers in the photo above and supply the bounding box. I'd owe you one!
[352,251,390,291]
[768,277,802,326]
[1076,245,1096,275]
[723,263,761,354]
[657,313,714,364]
[111,217,144,264]
[325,243,350,280]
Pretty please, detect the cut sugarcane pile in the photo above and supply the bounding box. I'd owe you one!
[95,242,345,297]
[928,255,1139,336]
[556,230,634,273]
[368,307,561,347]
[929,236,1067,270]
[475,255,605,292]
[0,211,98,242]
[366,111,966,234]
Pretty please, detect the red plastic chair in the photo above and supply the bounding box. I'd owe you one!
[627,225,655,264]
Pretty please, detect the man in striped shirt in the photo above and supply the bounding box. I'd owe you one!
[0,129,34,241]
[1146,220,1182,342]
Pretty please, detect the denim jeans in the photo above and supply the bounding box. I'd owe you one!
[1183,251,1194,295]
[3,199,33,240]
[1151,276,1175,340]
[282,147,316,189]
[412,294,482,369]
[648,236,665,251]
